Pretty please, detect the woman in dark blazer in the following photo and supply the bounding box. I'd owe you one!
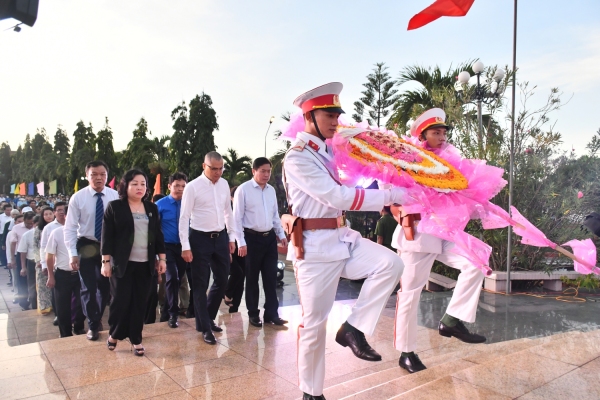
[101,169,166,355]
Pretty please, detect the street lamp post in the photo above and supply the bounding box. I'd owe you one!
[264,116,275,157]
[455,61,505,158]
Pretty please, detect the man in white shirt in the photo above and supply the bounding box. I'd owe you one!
[18,215,40,310]
[180,151,235,345]
[5,213,22,296]
[64,160,119,341]
[40,202,68,272]
[0,203,13,267]
[9,212,34,309]
[233,157,288,327]
[46,217,86,338]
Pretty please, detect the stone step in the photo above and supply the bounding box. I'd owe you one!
[317,331,600,400]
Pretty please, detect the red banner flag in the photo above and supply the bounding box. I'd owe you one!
[407,0,475,30]
[108,177,115,189]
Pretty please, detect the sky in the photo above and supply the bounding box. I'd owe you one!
[1,0,599,161]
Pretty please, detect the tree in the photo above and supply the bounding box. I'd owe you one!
[53,125,70,157]
[70,121,96,191]
[120,119,167,191]
[353,62,399,127]
[170,93,219,179]
[53,126,71,194]
[95,117,118,175]
[132,117,150,139]
[222,148,252,186]
[0,142,12,193]
[586,128,600,157]
[387,61,475,132]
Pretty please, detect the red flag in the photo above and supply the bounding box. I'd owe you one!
[108,177,115,189]
[408,0,475,30]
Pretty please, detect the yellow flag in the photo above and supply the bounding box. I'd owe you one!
[74,180,79,193]
[14,183,20,195]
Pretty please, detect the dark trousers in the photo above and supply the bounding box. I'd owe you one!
[0,245,6,266]
[108,261,152,345]
[54,269,85,337]
[144,273,158,324]
[190,229,230,332]
[26,259,37,309]
[16,255,29,308]
[244,230,279,320]
[77,238,110,331]
[164,243,188,318]
[225,249,246,311]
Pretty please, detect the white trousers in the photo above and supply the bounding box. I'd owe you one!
[393,240,484,352]
[294,238,404,396]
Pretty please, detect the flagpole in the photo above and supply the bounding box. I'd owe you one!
[505,0,518,294]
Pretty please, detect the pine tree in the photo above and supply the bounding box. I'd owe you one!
[353,62,399,127]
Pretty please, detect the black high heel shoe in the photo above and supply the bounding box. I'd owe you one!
[107,337,117,351]
[131,343,145,356]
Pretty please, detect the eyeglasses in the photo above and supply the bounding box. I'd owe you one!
[204,164,223,172]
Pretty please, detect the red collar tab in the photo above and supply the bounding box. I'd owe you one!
[308,140,320,152]
[301,94,341,114]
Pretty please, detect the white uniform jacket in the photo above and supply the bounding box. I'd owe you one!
[284,132,391,262]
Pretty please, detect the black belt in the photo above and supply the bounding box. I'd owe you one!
[244,228,274,237]
[193,229,225,238]
[55,268,78,275]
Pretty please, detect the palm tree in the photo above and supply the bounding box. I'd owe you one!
[222,148,252,186]
[387,61,475,133]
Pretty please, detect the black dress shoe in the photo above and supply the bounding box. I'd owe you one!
[185,309,194,318]
[168,316,179,328]
[439,321,486,343]
[303,392,326,400]
[249,316,263,328]
[73,328,86,335]
[53,316,58,326]
[335,322,382,361]
[86,330,99,341]
[97,322,104,331]
[203,330,217,345]
[211,323,223,332]
[264,317,288,326]
[399,353,427,373]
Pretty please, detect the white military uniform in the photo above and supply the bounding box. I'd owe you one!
[285,131,404,395]
[392,225,484,352]
[391,105,485,354]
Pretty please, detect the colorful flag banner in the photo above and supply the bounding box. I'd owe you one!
[37,182,44,196]
[10,184,15,194]
[19,183,26,195]
[28,182,34,196]
[407,0,475,30]
[74,180,79,193]
[154,174,161,195]
[15,184,20,195]
[49,180,57,195]
[108,177,116,189]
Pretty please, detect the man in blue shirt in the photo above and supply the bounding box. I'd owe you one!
[155,172,189,328]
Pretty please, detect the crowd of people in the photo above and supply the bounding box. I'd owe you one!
[0,154,290,354]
